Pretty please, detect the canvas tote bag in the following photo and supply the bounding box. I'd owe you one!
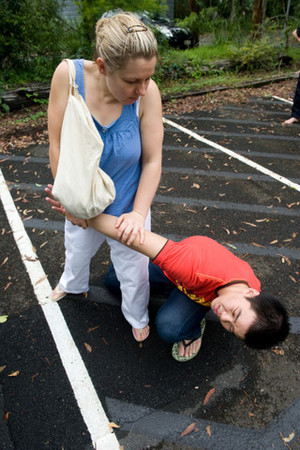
[52,59,116,219]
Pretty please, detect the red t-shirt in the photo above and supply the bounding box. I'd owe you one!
[153,237,261,306]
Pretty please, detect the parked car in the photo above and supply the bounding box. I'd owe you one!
[101,10,193,49]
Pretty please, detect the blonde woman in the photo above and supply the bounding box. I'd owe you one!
[47,12,163,342]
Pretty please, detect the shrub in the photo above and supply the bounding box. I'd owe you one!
[229,38,284,72]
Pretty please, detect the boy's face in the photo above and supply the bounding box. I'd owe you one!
[211,289,259,340]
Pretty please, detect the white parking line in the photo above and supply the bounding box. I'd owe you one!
[272,95,293,105]
[163,117,300,193]
[0,169,119,449]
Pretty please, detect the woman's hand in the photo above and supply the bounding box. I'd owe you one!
[115,211,145,245]
[45,184,88,229]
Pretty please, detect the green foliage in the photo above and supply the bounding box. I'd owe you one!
[0,0,75,84]
[76,0,164,43]
[229,38,283,72]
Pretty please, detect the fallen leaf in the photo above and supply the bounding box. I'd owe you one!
[191,183,200,189]
[3,283,12,291]
[289,275,296,283]
[206,425,212,437]
[8,370,19,377]
[4,412,10,421]
[279,255,291,266]
[272,348,284,356]
[35,275,48,285]
[269,239,278,244]
[243,221,257,227]
[180,422,196,438]
[108,422,120,432]
[84,342,92,353]
[87,326,100,333]
[280,431,295,443]
[251,242,264,248]
[203,387,215,405]
[0,315,8,323]
[0,365,6,373]
[1,256,8,266]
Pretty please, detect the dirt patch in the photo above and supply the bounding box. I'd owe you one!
[0,78,297,154]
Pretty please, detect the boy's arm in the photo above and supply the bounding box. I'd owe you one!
[87,214,167,260]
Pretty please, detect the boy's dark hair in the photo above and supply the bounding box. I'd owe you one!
[244,293,290,349]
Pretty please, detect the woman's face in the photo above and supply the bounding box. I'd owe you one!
[100,56,157,104]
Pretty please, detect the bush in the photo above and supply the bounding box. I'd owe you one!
[229,38,284,72]
[0,0,75,84]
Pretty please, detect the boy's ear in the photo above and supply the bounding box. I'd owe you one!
[246,288,260,298]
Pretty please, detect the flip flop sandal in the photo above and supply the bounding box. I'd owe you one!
[171,318,206,362]
[132,325,150,342]
[52,284,67,302]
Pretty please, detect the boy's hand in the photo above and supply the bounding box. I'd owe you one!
[45,184,88,229]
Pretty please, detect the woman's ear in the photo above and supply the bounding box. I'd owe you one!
[97,58,107,75]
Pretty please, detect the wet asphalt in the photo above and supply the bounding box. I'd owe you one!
[0,94,300,450]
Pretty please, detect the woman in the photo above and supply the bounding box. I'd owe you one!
[47,12,163,342]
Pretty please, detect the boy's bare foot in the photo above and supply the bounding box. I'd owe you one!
[283,117,299,125]
[132,325,150,342]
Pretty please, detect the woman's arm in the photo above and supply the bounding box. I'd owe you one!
[48,60,69,179]
[47,61,88,228]
[115,79,163,245]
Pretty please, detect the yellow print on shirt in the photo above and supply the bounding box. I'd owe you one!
[176,282,211,307]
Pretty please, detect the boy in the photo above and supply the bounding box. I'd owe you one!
[46,187,290,362]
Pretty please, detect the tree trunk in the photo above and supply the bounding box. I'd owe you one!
[189,0,199,14]
[251,0,265,40]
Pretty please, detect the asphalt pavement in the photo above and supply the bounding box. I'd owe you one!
[0,94,300,450]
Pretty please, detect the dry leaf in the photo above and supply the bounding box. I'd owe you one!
[289,275,296,283]
[243,221,257,227]
[1,257,8,266]
[272,348,284,356]
[203,387,215,405]
[84,342,92,353]
[8,370,19,377]
[0,365,6,373]
[279,255,291,266]
[191,183,200,189]
[108,422,120,432]
[251,242,264,248]
[280,431,295,443]
[4,282,12,291]
[4,412,10,421]
[180,422,196,438]
[35,275,48,285]
[206,425,211,437]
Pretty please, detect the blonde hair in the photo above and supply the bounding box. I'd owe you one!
[95,12,158,72]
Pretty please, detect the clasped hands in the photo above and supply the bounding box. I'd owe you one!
[45,184,145,245]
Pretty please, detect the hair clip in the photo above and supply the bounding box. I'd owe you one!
[126,25,148,33]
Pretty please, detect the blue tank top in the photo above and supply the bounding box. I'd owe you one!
[73,59,142,216]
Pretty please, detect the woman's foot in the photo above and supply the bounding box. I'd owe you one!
[132,325,150,342]
[283,117,299,125]
[52,284,67,301]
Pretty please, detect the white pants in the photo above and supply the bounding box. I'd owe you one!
[59,213,151,328]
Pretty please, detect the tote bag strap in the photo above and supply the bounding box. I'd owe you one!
[63,59,77,96]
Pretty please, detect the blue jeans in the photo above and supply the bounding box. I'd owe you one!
[104,263,209,343]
